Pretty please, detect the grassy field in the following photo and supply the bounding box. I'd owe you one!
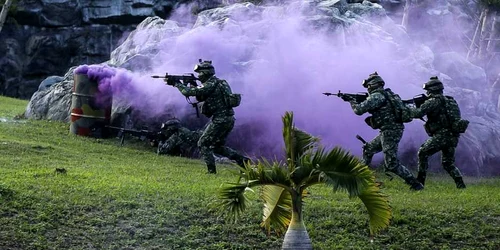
[0,95,499,250]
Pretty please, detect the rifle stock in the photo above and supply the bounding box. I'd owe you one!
[402,94,428,108]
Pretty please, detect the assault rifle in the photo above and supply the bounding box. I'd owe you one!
[151,73,201,118]
[323,90,368,103]
[402,94,428,108]
[151,73,199,86]
[106,126,166,146]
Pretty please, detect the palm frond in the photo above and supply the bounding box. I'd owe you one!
[311,147,375,197]
[282,111,319,171]
[291,155,322,188]
[217,182,253,221]
[260,185,292,235]
[244,158,293,188]
[358,184,392,236]
[218,159,294,220]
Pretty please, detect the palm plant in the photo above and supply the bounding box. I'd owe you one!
[218,111,391,249]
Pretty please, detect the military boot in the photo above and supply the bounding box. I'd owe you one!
[236,156,251,169]
[454,177,466,189]
[207,164,217,174]
[406,177,424,191]
[416,172,426,186]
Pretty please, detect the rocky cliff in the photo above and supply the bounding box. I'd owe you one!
[0,0,228,98]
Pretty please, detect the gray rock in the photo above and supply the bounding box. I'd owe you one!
[193,2,262,28]
[0,22,134,99]
[346,0,386,17]
[25,67,77,122]
[0,0,201,99]
[82,0,156,24]
[38,76,65,91]
[12,0,180,27]
[434,52,487,91]
[109,17,179,68]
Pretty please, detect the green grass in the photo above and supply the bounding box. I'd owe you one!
[0,96,499,249]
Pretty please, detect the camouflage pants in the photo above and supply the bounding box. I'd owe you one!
[362,129,417,184]
[418,132,462,178]
[198,116,244,172]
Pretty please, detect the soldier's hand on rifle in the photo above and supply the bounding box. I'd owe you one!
[340,95,352,102]
[164,78,178,86]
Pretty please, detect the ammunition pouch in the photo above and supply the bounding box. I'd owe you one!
[227,93,241,108]
[451,119,469,134]
[200,102,213,118]
[424,122,442,136]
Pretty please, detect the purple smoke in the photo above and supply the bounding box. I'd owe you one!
[75,1,467,163]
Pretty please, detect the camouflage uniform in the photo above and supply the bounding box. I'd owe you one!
[157,127,202,157]
[410,93,465,188]
[174,75,246,174]
[347,72,422,190]
[349,87,421,189]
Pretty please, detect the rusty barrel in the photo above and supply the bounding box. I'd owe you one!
[70,73,111,138]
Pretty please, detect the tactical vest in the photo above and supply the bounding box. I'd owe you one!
[381,88,413,123]
[199,77,236,118]
[424,95,468,136]
[365,89,403,130]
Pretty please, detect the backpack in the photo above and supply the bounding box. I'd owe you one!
[218,80,241,108]
[442,96,469,134]
[381,88,413,123]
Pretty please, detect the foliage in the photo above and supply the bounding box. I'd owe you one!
[218,111,392,243]
[0,96,499,249]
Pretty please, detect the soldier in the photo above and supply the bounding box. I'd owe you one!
[165,59,248,174]
[157,119,202,157]
[345,72,424,190]
[410,76,466,189]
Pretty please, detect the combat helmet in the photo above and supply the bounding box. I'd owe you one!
[362,71,385,89]
[161,118,181,130]
[194,59,215,75]
[423,76,444,92]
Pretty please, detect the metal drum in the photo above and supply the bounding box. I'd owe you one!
[69,73,111,138]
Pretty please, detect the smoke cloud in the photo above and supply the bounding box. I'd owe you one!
[77,1,452,163]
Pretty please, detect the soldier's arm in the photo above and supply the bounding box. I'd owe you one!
[158,134,182,154]
[410,98,438,118]
[175,78,216,97]
[351,92,385,115]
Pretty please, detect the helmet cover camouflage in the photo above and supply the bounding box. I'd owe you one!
[161,118,181,130]
[362,71,385,88]
[194,59,215,75]
[423,76,444,92]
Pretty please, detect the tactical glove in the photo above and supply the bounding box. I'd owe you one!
[341,95,352,102]
[165,79,177,86]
